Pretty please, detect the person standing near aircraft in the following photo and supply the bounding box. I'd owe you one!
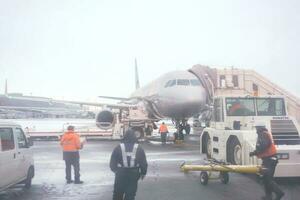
[159,122,169,144]
[110,129,148,200]
[250,122,284,200]
[60,125,84,184]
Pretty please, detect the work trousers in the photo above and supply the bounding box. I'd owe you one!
[63,151,80,181]
[160,132,167,144]
[113,168,140,200]
[262,157,283,197]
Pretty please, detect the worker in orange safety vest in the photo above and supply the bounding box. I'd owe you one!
[159,122,169,145]
[250,122,284,200]
[60,125,84,184]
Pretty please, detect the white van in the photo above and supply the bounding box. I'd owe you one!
[0,122,34,191]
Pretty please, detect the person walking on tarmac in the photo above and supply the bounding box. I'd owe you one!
[159,122,169,144]
[250,122,284,200]
[60,125,84,184]
[110,129,148,200]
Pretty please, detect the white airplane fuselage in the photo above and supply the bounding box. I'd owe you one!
[130,70,207,120]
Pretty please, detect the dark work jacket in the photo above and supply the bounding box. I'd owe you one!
[255,132,272,155]
[110,142,148,176]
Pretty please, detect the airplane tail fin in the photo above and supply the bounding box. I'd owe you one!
[135,58,140,90]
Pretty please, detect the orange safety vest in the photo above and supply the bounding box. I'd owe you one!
[60,131,81,152]
[229,103,242,115]
[159,124,168,134]
[257,132,277,158]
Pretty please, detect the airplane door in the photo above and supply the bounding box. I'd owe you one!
[14,128,30,180]
[0,127,18,188]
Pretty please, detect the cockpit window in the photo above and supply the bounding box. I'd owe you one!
[169,80,176,87]
[164,80,176,88]
[164,80,172,88]
[177,79,190,86]
[190,79,201,86]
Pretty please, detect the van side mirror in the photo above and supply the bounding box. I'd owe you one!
[18,141,27,148]
[28,137,34,147]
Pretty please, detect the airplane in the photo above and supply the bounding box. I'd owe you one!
[1,62,210,136]
[96,61,209,134]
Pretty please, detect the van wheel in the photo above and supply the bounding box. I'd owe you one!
[25,166,34,189]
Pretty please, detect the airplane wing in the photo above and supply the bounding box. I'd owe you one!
[53,99,129,109]
[98,96,130,101]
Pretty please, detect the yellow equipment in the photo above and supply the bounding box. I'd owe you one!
[181,164,261,174]
[180,159,263,185]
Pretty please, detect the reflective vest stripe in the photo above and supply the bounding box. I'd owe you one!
[120,143,139,168]
[120,144,128,167]
[130,144,138,167]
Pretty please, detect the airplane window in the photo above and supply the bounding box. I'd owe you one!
[190,79,201,86]
[164,80,172,88]
[164,80,176,88]
[169,80,176,87]
[177,79,190,86]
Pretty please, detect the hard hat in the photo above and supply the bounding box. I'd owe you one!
[254,121,266,127]
[67,125,75,130]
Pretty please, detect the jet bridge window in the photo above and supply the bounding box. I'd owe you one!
[0,128,15,151]
[190,79,201,86]
[164,80,176,88]
[177,79,190,86]
[226,98,255,116]
[257,98,286,116]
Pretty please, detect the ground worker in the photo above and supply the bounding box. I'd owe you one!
[158,122,169,144]
[60,125,84,184]
[110,129,148,200]
[250,122,284,200]
[228,102,242,115]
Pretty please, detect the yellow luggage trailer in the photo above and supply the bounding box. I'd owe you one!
[180,159,263,185]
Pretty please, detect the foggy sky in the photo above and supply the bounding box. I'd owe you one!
[0,0,299,101]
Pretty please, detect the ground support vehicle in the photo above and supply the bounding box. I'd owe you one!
[181,159,262,185]
[200,96,300,177]
[0,121,34,191]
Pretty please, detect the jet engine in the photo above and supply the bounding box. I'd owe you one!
[96,110,115,130]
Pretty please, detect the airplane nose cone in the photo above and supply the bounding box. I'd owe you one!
[157,86,207,118]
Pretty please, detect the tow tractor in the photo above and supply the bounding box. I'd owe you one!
[200,95,300,177]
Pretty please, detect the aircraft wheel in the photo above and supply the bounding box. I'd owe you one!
[184,124,191,135]
[200,171,209,185]
[220,172,229,184]
[145,126,153,136]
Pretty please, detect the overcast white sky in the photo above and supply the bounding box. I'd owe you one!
[0,0,299,101]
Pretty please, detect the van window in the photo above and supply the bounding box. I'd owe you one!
[15,128,27,148]
[0,128,15,151]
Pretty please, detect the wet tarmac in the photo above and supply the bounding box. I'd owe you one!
[0,137,299,200]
